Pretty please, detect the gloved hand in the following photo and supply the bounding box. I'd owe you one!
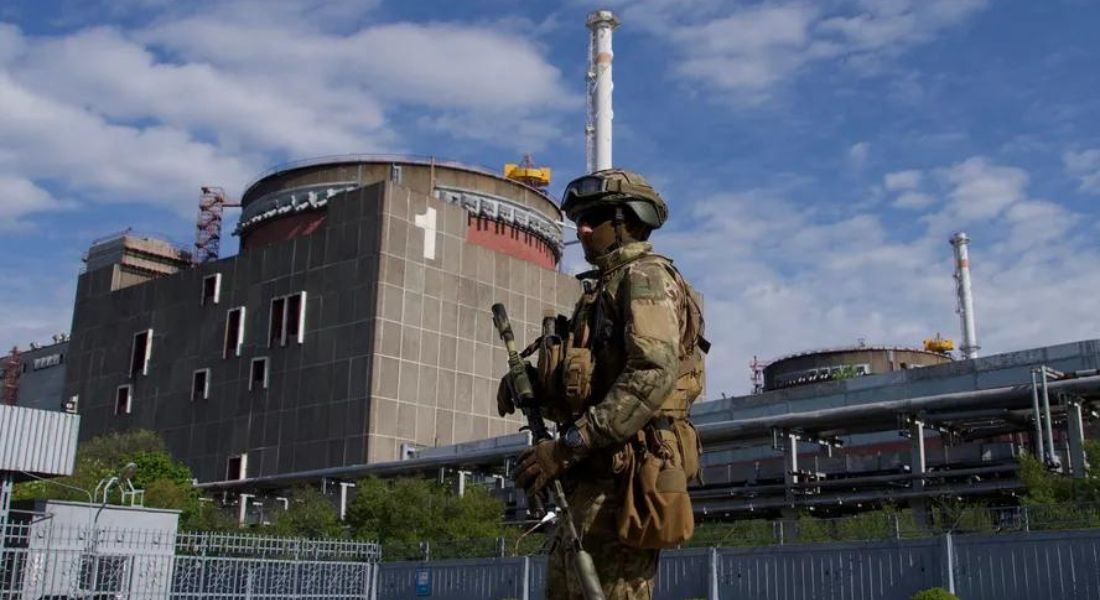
[515,439,575,495]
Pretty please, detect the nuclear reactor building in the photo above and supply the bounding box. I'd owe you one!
[65,157,578,483]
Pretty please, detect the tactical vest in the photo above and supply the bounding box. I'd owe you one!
[545,252,708,481]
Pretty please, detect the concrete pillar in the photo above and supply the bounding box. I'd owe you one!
[237,493,253,526]
[1066,398,1089,478]
[339,481,356,521]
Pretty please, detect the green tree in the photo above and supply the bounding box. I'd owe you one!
[910,589,959,600]
[13,430,204,525]
[346,476,507,558]
[269,485,344,538]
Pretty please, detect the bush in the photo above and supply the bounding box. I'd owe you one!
[910,588,959,600]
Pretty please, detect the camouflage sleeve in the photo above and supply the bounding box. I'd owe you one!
[580,261,682,448]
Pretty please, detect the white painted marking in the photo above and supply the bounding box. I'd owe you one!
[413,207,438,260]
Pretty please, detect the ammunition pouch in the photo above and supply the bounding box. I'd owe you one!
[562,347,595,414]
[615,421,695,549]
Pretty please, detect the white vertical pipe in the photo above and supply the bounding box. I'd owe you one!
[950,232,980,359]
[586,10,619,173]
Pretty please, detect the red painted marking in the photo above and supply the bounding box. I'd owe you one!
[241,212,327,251]
[466,215,558,269]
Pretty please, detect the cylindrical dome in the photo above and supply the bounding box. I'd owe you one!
[236,155,564,268]
[763,346,952,391]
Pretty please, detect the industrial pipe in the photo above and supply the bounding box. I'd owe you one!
[1040,367,1059,466]
[196,375,1100,491]
[585,10,619,173]
[1030,369,1046,462]
[950,233,980,359]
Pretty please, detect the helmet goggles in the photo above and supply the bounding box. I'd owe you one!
[562,175,646,204]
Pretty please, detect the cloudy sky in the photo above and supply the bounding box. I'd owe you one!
[2,0,1098,397]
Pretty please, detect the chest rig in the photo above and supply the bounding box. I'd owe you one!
[559,253,708,419]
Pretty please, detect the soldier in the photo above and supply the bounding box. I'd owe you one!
[499,169,707,600]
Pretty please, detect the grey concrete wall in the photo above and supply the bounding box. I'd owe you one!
[366,182,577,462]
[67,173,580,481]
[67,183,387,482]
[13,341,69,411]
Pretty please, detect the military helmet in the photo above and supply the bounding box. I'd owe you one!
[561,169,668,229]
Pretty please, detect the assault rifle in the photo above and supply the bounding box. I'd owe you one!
[491,303,605,600]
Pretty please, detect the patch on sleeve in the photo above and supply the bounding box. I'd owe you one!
[630,300,679,340]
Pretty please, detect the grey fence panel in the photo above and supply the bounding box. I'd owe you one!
[377,557,527,600]
[529,556,549,600]
[717,538,943,600]
[954,529,1100,600]
[655,548,710,600]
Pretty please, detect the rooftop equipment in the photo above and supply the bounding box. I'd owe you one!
[923,334,956,355]
[503,154,551,189]
[194,186,241,264]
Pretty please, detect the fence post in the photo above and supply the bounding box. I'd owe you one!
[941,533,956,595]
[892,514,900,539]
[521,556,531,600]
[497,536,507,558]
[370,561,380,600]
[708,546,719,600]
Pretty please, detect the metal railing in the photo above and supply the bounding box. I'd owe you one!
[0,523,381,599]
[242,153,555,198]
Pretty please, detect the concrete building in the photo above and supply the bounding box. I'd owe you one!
[65,157,579,483]
[3,340,70,412]
[763,345,953,391]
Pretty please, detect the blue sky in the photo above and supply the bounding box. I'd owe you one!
[2,0,1099,396]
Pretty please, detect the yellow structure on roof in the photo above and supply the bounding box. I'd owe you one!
[923,334,955,354]
[504,154,551,189]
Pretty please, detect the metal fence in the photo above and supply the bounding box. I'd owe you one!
[4,513,1100,599]
[0,522,381,599]
[377,530,1100,600]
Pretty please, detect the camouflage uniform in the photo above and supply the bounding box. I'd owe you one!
[545,240,701,600]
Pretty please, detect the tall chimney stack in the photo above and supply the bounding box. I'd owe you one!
[951,232,980,359]
[586,10,619,174]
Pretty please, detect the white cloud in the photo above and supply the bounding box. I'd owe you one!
[884,169,922,191]
[0,6,575,225]
[0,176,65,230]
[660,155,1098,397]
[0,71,256,216]
[931,157,1028,227]
[893,191,935,210]
[606,0,989,100]
[1063,149,1100,194]
[848,141,870,169]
